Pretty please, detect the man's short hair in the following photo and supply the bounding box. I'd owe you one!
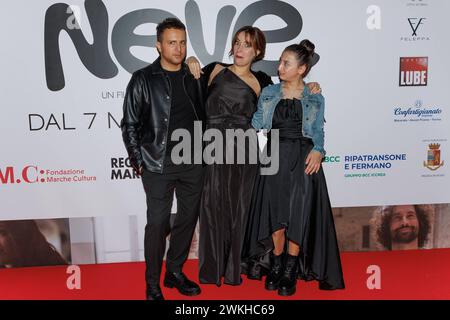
[156,18,186,42]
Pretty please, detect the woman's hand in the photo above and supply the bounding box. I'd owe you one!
[306,82,322,95]
[305,150,323,175]
[186,56,203,79]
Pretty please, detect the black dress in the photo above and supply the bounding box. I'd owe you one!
[242,98,345,290]
[199,67,270,286]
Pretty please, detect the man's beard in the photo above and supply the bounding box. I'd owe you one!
[392,226,418,244]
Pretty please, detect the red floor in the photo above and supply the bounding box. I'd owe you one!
[1,248,450,300]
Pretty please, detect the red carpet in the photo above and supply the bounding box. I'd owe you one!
[1,249,450,300]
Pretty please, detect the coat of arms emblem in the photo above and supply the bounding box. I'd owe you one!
[423,143,444,170]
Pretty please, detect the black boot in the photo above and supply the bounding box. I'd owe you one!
[265,252,284,291]
[163,272,201,296]
[278,254,298,296]
[146,284,164,300]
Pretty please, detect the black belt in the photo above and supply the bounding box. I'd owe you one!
[206,115,251,126]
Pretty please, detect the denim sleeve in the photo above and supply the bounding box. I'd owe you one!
[251,94,264,130]
[311,94,326,156]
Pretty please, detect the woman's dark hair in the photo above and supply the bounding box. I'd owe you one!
[284,39,316,77]
[228,26,266,62]
[156,17,186,42]
[0,220,67,267]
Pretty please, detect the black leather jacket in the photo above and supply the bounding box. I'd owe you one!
[121,57,205,174]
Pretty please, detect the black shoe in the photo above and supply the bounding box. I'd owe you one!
[247,260,262,280]
[278,254,298,296]
[146,285,164,300]
[319,281,340,290]
[163,272,201,296]
[265,252,284,291]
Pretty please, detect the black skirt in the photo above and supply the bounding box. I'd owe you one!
[241,98,345,290]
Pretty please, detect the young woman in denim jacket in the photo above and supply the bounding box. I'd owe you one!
[242,40,345,296]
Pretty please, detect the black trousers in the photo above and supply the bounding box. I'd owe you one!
[141,165,204,286]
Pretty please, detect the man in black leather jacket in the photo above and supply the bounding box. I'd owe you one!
[120,18,205,300]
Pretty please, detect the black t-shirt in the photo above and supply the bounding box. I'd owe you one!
[164,69,196,169]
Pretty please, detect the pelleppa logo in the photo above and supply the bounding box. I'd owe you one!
[401,18,430,42]
[408,18,425,36]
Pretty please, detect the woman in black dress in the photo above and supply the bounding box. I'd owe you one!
[187,26,272,286]
[242,40,345,295]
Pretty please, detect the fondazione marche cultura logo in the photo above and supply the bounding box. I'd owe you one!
[0,165,96,184]
[423,143,444,171]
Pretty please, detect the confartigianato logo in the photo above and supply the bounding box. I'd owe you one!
[0,165,97,185]
[394,99,442,123]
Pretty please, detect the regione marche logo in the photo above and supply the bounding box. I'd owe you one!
[399,57,428,86]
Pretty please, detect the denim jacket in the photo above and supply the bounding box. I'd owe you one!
[252,82,326,156]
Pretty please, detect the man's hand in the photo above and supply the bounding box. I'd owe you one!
[306,82,322,95]
[305,150,323,175]
[135,165,144,177]
[186,56,203,79]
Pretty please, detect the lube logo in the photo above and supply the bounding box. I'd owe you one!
[44,0,303,91]
[399,57,428,87]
